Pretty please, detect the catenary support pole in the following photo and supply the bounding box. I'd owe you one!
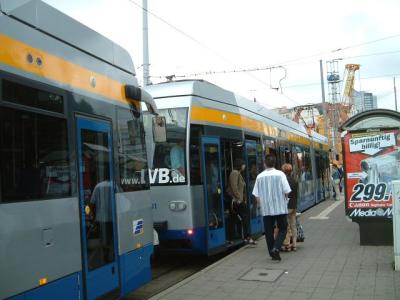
[142,0,150,86]
[392,180,400,270]
[394,77,398,112]
[320,60,328,137]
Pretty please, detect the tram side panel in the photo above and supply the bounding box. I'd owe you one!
[0,64,83,299]
[0,200,82,300]
[115,191,153,293]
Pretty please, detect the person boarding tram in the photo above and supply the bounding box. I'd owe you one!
[227,158,256,244]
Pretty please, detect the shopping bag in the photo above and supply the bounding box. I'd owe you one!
[296,216,305,242]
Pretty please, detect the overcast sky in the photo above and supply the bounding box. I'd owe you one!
[43,0,400,110]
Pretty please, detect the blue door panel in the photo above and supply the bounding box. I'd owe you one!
[245,140,263,236]
[76,116,120,299]
[200,137,226,253]
[86,264,119,300]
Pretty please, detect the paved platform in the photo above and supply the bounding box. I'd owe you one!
[149,198,400,300]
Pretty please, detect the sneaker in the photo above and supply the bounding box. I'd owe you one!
[271,249,281,261]
[248,238,257,245]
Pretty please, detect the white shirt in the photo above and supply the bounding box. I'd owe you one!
[90,181,112,222]
[252,168,291,216]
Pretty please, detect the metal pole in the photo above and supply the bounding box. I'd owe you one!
[320,60,328,137]
[392,180,400,270]
[394,77,398,112]
[142,0,150,86]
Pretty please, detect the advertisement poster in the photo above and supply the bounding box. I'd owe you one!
[343,129,400,218]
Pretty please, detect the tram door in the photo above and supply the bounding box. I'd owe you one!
[77,117,120,300]
[244,140,263,235]
[201,137,225,251]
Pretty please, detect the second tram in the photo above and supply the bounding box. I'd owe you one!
[144,80,330,255]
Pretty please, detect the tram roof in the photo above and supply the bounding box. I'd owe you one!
[146,80,316,139]
[310,131,329,144]
[0,0,135,75]
[145,80,237,104]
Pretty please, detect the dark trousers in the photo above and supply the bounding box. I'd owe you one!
[263,214,288,255]
[237,202,250,239]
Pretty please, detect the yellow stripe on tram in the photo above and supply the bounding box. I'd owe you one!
[0,33,139,107]
[191,106,314,145]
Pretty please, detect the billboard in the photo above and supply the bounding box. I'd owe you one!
[343,129,400,218]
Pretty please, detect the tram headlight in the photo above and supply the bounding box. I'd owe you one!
[169,200,187,211]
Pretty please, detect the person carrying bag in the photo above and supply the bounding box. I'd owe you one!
[226,158,256,244]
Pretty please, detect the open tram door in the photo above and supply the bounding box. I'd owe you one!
[200,137,225,254]
[76,116,120,299]
[244,140,263,236]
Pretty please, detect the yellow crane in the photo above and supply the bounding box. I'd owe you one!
[340,63,360,122]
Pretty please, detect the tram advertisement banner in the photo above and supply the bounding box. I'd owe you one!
[343,129,400,218]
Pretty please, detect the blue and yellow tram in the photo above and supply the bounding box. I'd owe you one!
[144,80,330,255]
[0,2,159,299]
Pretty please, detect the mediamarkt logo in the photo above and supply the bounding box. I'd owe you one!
[349,208,392,217]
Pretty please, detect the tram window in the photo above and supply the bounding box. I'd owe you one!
[283,147,291,164]
[303,149,312,180]
[264,138,275,150]
[149,108,188,185]
[256,140,264,172]
[315,154,323,179]
[290,149,298,177]
[0,107,70,202]
[117,108,149,191]
[189,125,202,185]
[2,80,64,113]
[293,146,304,180]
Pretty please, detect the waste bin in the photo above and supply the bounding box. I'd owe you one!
[340,109,400,245]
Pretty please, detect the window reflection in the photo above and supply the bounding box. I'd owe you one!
[0,107,70,202]
[117,108,149,191]
[80,129,115,270]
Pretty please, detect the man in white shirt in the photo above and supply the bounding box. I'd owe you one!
[252,155,291,261]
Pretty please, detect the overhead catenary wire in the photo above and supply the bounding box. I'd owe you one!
[126,0,400,108]
[282,73,400,89]
[152,47,400,80]
[126,0,282,95]
[127,0,235,67]
[125,0,341,108]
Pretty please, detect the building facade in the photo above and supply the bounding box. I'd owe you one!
[353,91,378,114]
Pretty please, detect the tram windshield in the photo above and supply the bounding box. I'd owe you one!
[117,107,149,191]
[144,108,188,185]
